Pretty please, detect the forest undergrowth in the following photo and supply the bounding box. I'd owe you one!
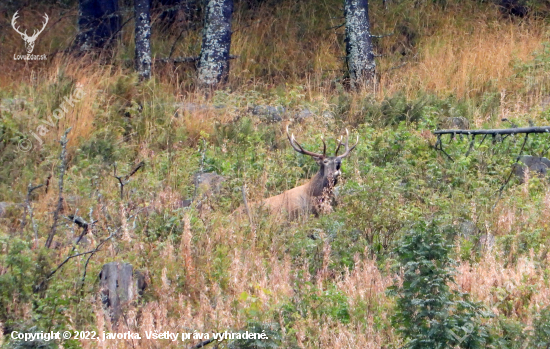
[2,0,550,348]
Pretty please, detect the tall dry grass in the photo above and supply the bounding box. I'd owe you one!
[456,252,550,321]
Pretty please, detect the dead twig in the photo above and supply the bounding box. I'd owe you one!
[113,161,145,200]
[465,134,476,157]
[242,184,256,234]
[21,183,44,237]
[192,139,207,203]
[494,133,529,209]
[45,128,71,249]
[370,32,394,38]
[327,23,345,30]
[434,135,454,162]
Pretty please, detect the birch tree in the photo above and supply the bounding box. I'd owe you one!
[135,0,152,80]
[344,0,376,89]
[197,0,234,89]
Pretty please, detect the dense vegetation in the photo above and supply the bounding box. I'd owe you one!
[2,0,550,348]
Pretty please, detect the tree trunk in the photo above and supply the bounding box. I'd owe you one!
[99,262,146,325]
[344,0,376,89]
[76,0,121,51]
[197,0,234,89]
[135,0,152,80]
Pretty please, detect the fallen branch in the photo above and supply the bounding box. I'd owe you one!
[156,55,239,64]
[189,338,216,349]
[434,126,550,136]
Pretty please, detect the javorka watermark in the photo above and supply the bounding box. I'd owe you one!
[11,10,48,61]
[18,85,85,152]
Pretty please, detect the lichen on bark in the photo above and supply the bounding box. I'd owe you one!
[344,0,376,89]
[135,0,152,80]
[197,0,234,88]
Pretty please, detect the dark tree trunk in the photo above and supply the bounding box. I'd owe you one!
[344,0,376,89]
[135,0,152,80]
[76,0,121,51]
[197,0,234,89]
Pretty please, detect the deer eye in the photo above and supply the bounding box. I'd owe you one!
[323,159,329,164]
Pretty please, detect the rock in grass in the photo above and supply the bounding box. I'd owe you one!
[457,219,478,238]
[252,105,284,122]
[478,233,495,252]
[295,108,314,121]
[439,117,470,130]
[513,155,550,182]
[194,172,226,196]
[0,202,16,218]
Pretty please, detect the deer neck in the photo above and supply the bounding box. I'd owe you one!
[307,170,337,198]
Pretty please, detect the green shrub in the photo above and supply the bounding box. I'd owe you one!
[531,306,550,348]
[388,221,490,348]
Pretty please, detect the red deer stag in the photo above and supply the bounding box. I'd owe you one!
[245,126,358,219]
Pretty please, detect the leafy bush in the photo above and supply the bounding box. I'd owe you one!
[230,321,282,349]
[531,306,550,348]
[388,221,490,348]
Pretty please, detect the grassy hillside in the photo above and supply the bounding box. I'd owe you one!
[2,0,550,348]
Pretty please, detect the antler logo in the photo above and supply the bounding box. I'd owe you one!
[11,11,49,54]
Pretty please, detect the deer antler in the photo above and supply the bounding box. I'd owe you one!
[335,129,359,158]
[286,125,326,158]
[11,11,27,38]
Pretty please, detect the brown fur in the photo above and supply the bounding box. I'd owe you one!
[243,127,358,219]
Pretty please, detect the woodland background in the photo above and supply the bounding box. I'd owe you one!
[2,0,550,348]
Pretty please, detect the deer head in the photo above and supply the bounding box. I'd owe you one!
[286,125,358,197]
[12,11,49,54]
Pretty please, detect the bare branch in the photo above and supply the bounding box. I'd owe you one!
[434,126,550,136]
[241,184,255,233]
[465,135,476,157]
[370,32,394,38]
[494,133,529,209]
[113,161,144,200]
[45,128,71,249]
[327,23,345,30]
[20,183,44,235]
